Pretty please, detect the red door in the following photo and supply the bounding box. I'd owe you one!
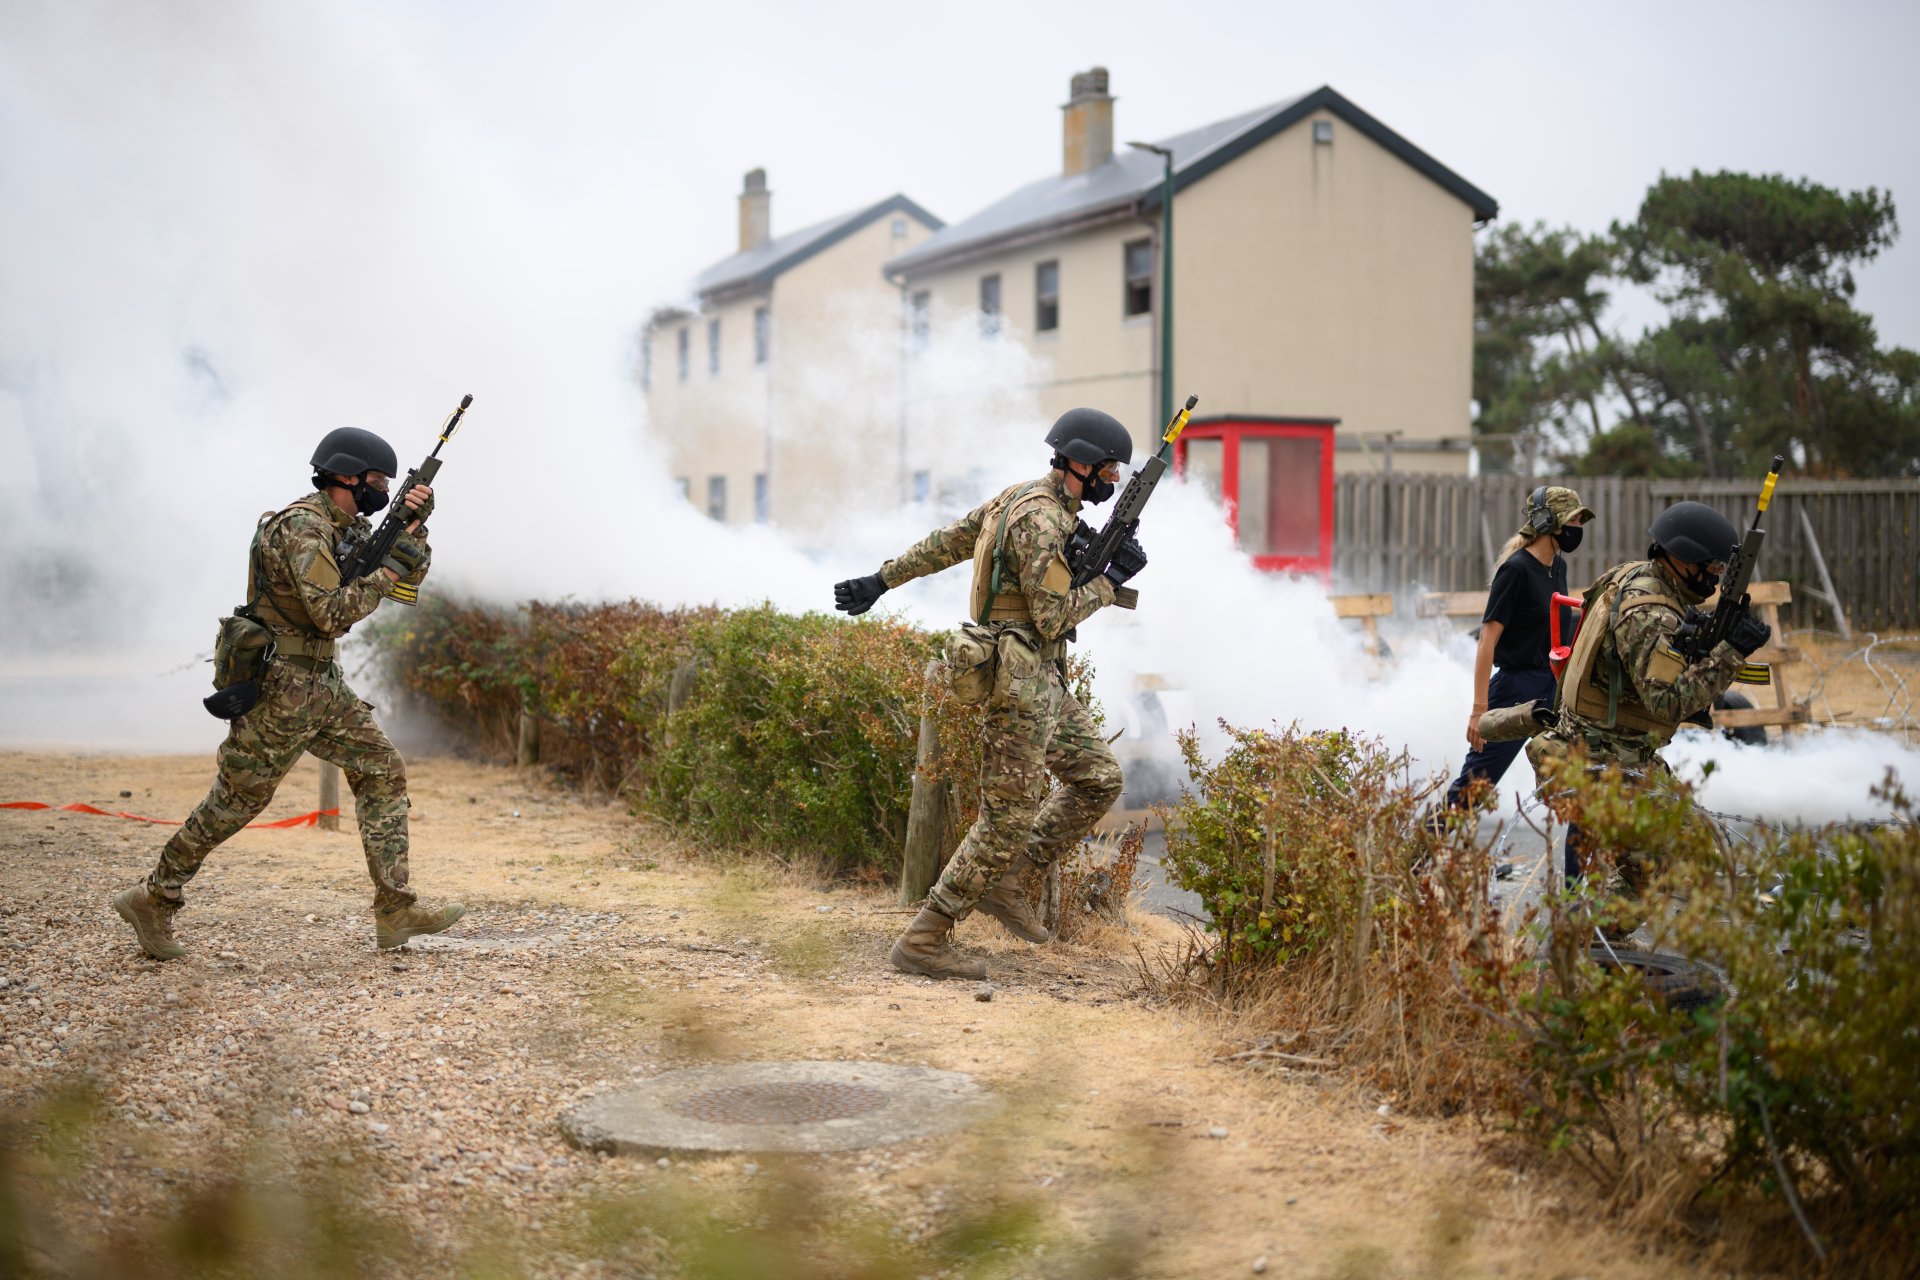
[1175,418,1335,581]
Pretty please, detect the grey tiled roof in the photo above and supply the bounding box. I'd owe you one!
[691,194,943,300]
[885,86,1497,277]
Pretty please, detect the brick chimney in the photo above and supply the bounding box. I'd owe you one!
[1061,68,1115,177]
[738,168,771,252]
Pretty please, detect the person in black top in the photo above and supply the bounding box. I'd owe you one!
[1439,485,1593,815]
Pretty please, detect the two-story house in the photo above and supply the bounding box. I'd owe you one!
[641,169,943,529]
[883,69,1498,572]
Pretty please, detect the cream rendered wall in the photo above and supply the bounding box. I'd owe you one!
[642,208,937,531]
[1174,109,1476,475]
[902,221,1159,479]
[763,212,936,530]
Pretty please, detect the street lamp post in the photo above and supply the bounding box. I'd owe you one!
[1129,141,1175,427]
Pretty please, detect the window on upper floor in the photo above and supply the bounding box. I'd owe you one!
[754,306,771,366]
[910,290,931,353]
[639,335,652,392]
[979,274,1001,337]
[707,318,721,375]
[707,474,727,522]
[1124,238,1153,317]
[677,327,690,382]
[673,476,690,501]
[911,469,931,503]
[754,472,769,523]
[1035,260,1060,333]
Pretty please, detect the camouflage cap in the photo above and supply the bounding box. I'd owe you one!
[1520,485,1597,537]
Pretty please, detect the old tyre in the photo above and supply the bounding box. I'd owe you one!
[1712,690,1769,747]
[1588,944,1723,1014]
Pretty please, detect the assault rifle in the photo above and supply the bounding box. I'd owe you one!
[336,393,471,597]
[1067,394,1198,589]
[1676,453,1784,682]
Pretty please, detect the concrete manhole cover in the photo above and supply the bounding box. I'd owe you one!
[560,1061,997,1155]
[671,1081,890,1125]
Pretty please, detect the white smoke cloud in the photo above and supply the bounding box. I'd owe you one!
[1,0,1914,831]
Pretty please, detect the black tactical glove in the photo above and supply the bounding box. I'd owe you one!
[1103,533,1147,588]
[381,531,431,580]
[1727,605,1771,658]
[833,571,890,616]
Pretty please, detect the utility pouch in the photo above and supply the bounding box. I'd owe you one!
[991,629,1043,708]
[204,607,278,720]
[944,622,999,706]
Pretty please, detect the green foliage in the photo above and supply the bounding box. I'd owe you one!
[1483,754,1920,1270]
[650,606,937,869]
[365,595,1054,877]
[1160,723,1363,972]
[1474,172,1919,477]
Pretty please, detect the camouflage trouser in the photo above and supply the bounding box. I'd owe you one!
[929,638,1123,920]
[1529,730,1676,929]
[151,659,416,913]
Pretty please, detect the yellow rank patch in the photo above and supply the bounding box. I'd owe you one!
[1042,553,1073,594]
[304,552,342,591]
[1646,643,1685,683]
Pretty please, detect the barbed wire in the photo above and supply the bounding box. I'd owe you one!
[1784,627,1918,744]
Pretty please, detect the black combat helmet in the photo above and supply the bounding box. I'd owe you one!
[1045,407,1133,466]
[311,427,399,479]
[1648,500,1739,565]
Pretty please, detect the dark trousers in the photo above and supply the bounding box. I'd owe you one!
[1443,666,1557,812]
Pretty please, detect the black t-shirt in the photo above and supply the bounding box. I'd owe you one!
[1483,549,1570,671]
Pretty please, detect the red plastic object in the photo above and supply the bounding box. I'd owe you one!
[1549,592,1584,678]
[1174,417,1337,582]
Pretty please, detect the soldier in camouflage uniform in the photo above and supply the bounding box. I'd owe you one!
[834,408,1145,979]
[112,427,466,960]
[1526,501,1772,935]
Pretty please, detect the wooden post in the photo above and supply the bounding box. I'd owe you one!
[1796,505,1852,641]
[317,760,341,832]
[899,660,948,906]
[516,700,540,767]
[667,660,698,715]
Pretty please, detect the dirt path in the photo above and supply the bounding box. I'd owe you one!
[0,751,1734,1278]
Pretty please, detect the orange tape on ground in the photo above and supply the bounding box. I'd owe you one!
[1,801,341,829]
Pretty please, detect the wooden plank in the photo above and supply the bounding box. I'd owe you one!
[1417,590,1489,618]
[1330,593,1395,618]
[1713,705,1811,729]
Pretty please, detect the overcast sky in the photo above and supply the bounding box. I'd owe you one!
[365,0,1920,345]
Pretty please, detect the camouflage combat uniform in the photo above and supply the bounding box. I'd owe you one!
[1527,557,1743,909]
[150,493,429,912]
[881,472,1126,920]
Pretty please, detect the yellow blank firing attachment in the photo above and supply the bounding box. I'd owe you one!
[1757,453,1784,512]
[1161,394,1200,445]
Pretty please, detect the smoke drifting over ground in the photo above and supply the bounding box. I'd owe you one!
[2,3,1913,827]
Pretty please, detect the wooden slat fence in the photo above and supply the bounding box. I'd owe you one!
[1335,475,1920,631]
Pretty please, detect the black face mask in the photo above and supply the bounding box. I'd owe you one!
[1678,563,1719,598]
[351,479,390,516]
[1077,463,1117,505]
[1554,525,1584,553]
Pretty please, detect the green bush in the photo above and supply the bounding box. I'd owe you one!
[365,595,1073,876]
[1489,754,1920,1271]
[1159,723,1365,973]
[650,606,940,869]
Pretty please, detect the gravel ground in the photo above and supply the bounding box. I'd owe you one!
[0,750,1736,1278]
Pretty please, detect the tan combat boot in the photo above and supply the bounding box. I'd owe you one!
[375,900,467,950]
[112,884,185,961]
[889,905,987,980]
[976,855,1052,944]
